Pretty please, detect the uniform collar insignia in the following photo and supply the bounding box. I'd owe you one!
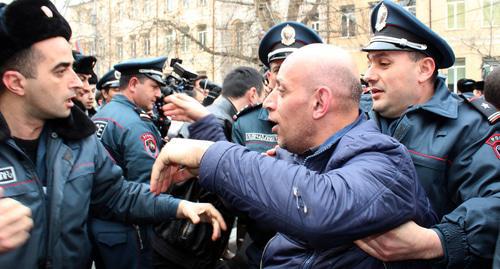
[281,24,296,46]
[375,3,388,32]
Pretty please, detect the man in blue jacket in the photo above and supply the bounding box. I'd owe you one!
[355,1,500,268]
[0,0,226,268]
[151,44,437,268]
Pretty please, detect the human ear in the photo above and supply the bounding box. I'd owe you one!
[2,71,27,96]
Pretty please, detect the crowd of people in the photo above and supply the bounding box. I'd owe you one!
[0,0,498,269]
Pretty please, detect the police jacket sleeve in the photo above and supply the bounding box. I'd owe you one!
[188,114,227,142]
[432,127,500,268]
[89,136,180,223]
[197,141,434,249]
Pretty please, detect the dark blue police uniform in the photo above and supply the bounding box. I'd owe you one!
[89,57,167,269]
[363,1,500,268]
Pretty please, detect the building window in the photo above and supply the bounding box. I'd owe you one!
[180,27,190,52]
[232,21,244,52]
[165,30,174,53]
[447,0,465,29]
[117,2,122,19]
[400,0,416,16]
[144,0,152,16]
[130,35,136,57]
[341,5,356,37]
[183,0,190,8]
[310,12,320,32]
[198,0,207,7]
[166,0,175,11]
[483,0,500,26]
[143,34,151,56]
[116,37,123,60]
[197,25,207,49]
[447,57,466,93]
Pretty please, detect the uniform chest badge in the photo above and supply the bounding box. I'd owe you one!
[0,167,17,185]
[141,133,159,158]
[485,133,500,159]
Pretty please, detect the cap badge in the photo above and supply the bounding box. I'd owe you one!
[375,3,388,32]
[114,70,121,80]
[281,24,296,46]
[40,6,53,18]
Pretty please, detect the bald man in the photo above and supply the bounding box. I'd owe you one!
[150,44,436,268]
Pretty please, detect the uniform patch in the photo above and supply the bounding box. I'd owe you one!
[94,120,108,139]
[141,133,159,158]
[0,167,17,185]
[245,133,277,143]
[485,133,500,159]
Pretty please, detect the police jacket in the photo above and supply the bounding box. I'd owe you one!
[92,94,162,183]
[231,105,277,153]
[193,113,437,268]
[0,108,180,269]
[369,77,500,268]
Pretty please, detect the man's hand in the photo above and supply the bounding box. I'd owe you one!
[354,221,444,261]
[150,138,214,195]
[176,200,227,241]
[0,188,33,252]
[163,93,210,122]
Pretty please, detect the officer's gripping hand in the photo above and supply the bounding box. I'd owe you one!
[163,93,211,122]
[0,188,34,253]
[176,200,227,241]
[150,138,214,195]
[354,221,443,261]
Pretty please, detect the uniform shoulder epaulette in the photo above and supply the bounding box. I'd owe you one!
[134,107,153,122]
[462,95,499,124]
[233,103,263,121]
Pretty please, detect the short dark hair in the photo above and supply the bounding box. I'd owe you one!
[221,66,263,98]
[484,68,500,110]
[408,51,438,82]
[0,47,43,91]
[119,73,147,90]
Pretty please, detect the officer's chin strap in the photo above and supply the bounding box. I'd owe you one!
[370,35,428,51]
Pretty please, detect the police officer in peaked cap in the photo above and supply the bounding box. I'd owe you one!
[96,69,121,105]
[231,21,323,269]
[356,1,500,268]
[89,57,168,269]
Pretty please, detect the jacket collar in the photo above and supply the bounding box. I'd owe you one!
[0,106,96,142]
[110,94,136,108]
[408,77,458,119]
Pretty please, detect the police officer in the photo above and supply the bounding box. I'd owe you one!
[0,0,226,268]
[230,21,322,268]
[355,1,500,268]
[90,57,168,269]
[96,69,121,105]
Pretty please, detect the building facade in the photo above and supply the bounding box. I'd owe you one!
[65,0,499,89]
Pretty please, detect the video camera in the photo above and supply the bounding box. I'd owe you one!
[199,79,222,106]
[153,58,198,138]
